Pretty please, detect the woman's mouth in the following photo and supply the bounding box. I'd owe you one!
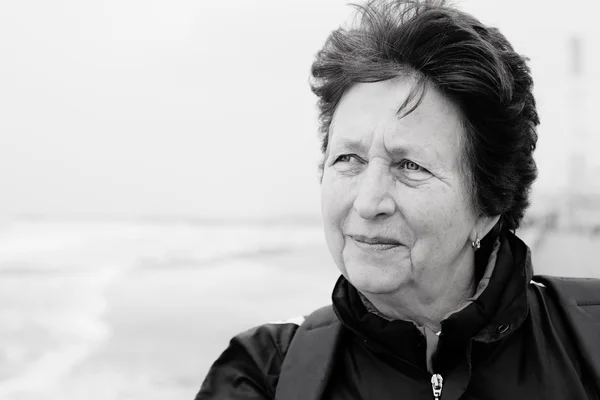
[350,235,401,250]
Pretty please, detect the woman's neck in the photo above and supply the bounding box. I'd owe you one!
[359,261,477,332]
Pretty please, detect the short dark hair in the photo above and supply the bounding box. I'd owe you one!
[310,0,539,231]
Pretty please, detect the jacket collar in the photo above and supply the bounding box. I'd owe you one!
[331,231,534,372]
[471,231,533,343]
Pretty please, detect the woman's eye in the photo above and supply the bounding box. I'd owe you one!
[401,160,421,171]
[335,154,361,164]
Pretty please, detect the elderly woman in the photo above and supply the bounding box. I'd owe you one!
[196,1,600,399]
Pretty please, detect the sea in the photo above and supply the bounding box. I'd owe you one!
[0,217,336,399]
[0,211,590,399]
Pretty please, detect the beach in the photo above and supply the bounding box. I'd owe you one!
[0,219,598,399]
[0,219,338,399]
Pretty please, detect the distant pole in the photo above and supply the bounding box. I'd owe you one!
[569,36,582,76]
[566,35,587,227]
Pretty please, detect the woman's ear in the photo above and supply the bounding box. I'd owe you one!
[472,214,501,241]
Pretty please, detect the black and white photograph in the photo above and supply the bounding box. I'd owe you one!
[1,0,599,399]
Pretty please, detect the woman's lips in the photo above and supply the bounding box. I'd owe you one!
[350,235,401,250]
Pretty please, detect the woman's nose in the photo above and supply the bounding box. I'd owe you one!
[353,165,396,220]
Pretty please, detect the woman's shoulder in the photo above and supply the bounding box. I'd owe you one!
[233,316,306,358]
[226,305,338,357]
[530,275,600,392]
[194,313,317,400]
[531,275,600,305]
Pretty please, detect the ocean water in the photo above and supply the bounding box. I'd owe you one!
[0,218,333,399]
[1,215,591,399]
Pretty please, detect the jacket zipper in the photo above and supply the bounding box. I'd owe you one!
[431,373,443,400]
[357,335,445,398]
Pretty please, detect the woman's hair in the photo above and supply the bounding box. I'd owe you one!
[310,0,539,231]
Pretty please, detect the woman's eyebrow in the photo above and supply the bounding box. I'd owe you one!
[386,147,410,159]
[333,140,369,154]
[332,140,431,160]
[386,143,436,160]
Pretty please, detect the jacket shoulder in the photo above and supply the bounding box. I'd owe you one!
[196,306,338,400]
[532,275,600,394]
[273,305,342,400]
[302,305,338,329]
[195,320,302,400]
[534,275,600,309]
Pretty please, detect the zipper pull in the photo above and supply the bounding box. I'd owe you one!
[431,373,443,400]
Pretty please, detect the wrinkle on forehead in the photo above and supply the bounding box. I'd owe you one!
[327,79,466,166]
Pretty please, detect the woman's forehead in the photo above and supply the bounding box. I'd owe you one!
[329,80,464,155]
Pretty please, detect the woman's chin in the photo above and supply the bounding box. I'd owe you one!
[342,262,409,295]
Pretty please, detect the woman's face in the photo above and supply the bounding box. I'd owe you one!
[321,77,483,298]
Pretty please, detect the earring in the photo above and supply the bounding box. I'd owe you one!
[471,236,481,251]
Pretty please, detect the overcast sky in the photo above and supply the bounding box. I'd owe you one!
[1,0,599,220]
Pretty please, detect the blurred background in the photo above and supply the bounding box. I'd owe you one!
[0,0,599,398]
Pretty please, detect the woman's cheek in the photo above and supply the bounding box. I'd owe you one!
[321,194,338,228]
[324,173,349,212]
[323,174,352,257]
[321,174,344,233]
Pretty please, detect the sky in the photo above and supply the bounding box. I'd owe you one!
[0,0,599,220]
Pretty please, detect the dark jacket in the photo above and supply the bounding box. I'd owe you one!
[196,233,600,399]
